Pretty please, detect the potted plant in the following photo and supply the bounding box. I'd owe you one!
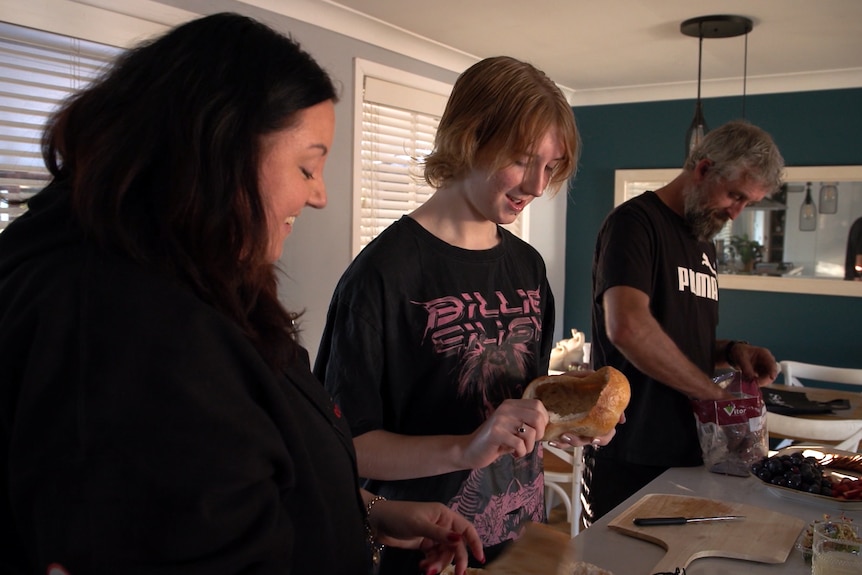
[729,234,763,273]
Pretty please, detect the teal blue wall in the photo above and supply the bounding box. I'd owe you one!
[566,88,862,369]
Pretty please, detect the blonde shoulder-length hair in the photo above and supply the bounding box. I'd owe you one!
[423,56,580,196]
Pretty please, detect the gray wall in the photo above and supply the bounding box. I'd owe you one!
[139,1,465,361]
[2,0,572,362]
[166,1,571,361]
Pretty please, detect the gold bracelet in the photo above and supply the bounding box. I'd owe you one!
[364,495,386,565]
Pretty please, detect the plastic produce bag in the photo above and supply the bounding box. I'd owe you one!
[691,371,768,476]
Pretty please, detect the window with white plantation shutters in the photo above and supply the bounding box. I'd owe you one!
[359,79,441,251]
[353,59,527,257]
[0,21,121,232]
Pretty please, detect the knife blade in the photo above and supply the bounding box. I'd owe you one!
[633,515,745,526]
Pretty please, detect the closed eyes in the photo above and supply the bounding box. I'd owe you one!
[514,159,558,172]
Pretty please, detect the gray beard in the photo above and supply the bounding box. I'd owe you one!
[684,188,727,242]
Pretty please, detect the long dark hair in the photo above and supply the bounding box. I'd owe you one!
[42,12,337,371]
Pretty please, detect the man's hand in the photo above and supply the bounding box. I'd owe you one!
[729,342,779,386]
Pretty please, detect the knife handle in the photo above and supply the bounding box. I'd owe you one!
[633,516,687,526]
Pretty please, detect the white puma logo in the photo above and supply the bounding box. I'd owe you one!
[701,252,717,276]
[678,253,719,300]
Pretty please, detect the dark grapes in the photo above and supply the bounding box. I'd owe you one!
[752,453,830,496]
[766,457,784,475]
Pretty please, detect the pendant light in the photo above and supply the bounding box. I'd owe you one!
[681,15,753,159]
[819,182,838,214]
[799,182,817,231]
[684,32,708,156]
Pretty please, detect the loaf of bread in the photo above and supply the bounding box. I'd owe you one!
[523,367,630,440]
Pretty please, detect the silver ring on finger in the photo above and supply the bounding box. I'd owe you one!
[517,424,527,434]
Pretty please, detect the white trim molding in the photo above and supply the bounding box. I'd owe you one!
[570,68,862,107]
[236,0,861,107]
[0,0,194,47]
[239,0,477,74]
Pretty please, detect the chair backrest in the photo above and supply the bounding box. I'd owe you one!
[767,411,862,452]
[542,443,583,537]
[780,360,862,388]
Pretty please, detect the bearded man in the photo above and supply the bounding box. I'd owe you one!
[583,120,785,526]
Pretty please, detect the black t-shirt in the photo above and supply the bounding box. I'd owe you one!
[591,191,718,467]
[315,216,553,566]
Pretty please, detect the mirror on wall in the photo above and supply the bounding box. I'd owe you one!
[725,178,862,279]
[614,166,862,298]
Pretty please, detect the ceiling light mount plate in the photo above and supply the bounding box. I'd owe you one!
[681,15,753,39]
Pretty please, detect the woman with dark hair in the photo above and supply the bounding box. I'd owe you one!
[0,12,481,575]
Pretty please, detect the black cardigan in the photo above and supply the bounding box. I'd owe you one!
[0,183,371,574]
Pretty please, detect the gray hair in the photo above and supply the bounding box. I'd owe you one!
[684,120,785,193]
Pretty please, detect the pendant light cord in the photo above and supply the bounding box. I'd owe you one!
[681,15,753,155]
[697,32,703,101]
[742,30,749,119]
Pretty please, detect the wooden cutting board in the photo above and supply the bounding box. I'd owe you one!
[608,493,805,573]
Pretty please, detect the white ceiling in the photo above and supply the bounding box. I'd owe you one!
[39,0,862,105]
[243,0,862,105]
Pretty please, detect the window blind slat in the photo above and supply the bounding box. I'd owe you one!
[0,23,121,232]
[361,160,422,175]
[362,113,439,131]
[358,81,526,250]
[362,194,420,205]
[358,97,440,248]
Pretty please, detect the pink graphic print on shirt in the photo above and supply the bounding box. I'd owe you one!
[412,286,546,545]
[449,455,545,546]
[414,288,543,416]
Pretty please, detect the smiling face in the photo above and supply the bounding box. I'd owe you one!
[258,99,335,262]
[462,127,565,226]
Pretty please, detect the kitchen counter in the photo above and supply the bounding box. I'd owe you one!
[569,464,862,574]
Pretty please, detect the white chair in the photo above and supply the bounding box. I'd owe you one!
[542,442,583,537]
[770,361,862,452]
[780,360,862,388]
[766,411,862,452]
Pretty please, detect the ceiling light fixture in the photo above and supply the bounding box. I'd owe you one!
[681,15,753,159]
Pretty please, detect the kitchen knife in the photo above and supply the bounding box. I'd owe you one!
[633,515,745,526]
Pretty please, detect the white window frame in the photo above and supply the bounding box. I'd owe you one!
[352,58,530,258]
[0,21,122,231]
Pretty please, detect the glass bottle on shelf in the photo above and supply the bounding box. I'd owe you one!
[799,182,817,231]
